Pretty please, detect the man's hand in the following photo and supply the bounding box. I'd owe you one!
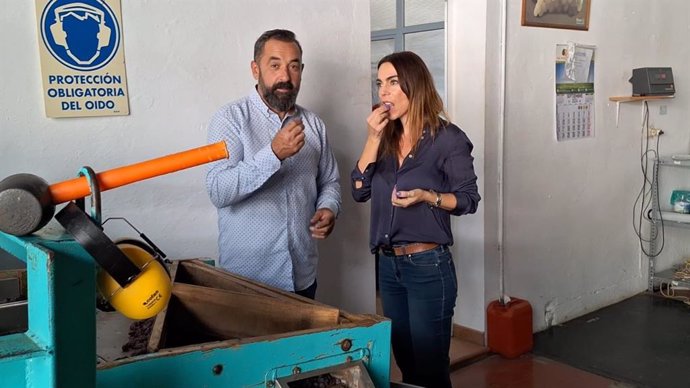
[272,119,305,160]
[310,208,336,239]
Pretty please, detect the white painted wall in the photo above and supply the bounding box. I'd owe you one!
[494,0,690,331]
[448,0,690,333]
[447,0,488,331]
[0,0,374,313]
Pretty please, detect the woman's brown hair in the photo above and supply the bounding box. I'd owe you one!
[377,51,449,159]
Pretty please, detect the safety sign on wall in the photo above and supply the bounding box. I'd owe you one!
[35,0,130,118]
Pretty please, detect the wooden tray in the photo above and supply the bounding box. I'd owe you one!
[147,260,341,352]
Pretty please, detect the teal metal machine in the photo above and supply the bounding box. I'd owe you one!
[0,230,392,388]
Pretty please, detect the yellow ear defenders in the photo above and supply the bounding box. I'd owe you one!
[97,240,171,320]
[49,3,111,51]
[56,201,171,321]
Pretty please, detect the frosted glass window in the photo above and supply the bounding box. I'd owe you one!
[404,0,445,26]
[371,0,396,31]
[370,0,445,103]
[371,39,396,104]
[405,30,445,101]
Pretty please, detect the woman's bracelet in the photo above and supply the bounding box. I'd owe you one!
[428,190,442,208]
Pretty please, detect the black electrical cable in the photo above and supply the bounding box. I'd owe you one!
[633,102,652,243]
[653,132,665,255]
[632,101,664,257]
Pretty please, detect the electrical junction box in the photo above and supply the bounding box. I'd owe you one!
[629,67,675,96]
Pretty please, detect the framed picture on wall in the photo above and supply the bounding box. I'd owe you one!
[522,0,591,31]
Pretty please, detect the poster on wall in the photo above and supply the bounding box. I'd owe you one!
[35,0,130,118]
[555,43,595,141]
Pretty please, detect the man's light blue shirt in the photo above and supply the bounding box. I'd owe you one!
[206,89,341,291]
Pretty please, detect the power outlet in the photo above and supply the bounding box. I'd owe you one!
[648,127,663,137]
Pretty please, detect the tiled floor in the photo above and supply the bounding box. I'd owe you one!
[392,292,690,387]
[532,292,690,388]
[390,337,624,388]
[379,294,634,388]
[449,353,628,388]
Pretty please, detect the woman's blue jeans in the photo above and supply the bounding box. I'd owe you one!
[379,245,457,388]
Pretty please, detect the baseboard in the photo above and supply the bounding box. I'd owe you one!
[453,323,485,346]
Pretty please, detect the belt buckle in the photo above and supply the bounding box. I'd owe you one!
[380,246,395,256]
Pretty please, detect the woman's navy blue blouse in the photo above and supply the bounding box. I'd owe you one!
[351,123,480,252]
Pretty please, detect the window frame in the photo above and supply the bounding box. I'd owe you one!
[370,0,445,51]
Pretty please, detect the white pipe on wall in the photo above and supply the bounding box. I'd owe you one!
[498,0,507,304]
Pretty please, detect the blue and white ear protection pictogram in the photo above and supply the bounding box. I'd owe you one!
[49,3,111,65]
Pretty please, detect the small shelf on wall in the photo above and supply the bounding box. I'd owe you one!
[609,95,674,126]
[609,95,674,102]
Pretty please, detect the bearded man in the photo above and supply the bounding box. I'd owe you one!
[206,29,341,299]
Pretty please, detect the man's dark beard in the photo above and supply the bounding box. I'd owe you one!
[261,81,299,113]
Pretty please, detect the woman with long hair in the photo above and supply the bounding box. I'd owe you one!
[352,51,480,388]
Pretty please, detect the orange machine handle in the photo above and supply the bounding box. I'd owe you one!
[49,141,228,204]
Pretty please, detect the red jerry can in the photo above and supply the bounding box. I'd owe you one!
[487,297,533,358]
